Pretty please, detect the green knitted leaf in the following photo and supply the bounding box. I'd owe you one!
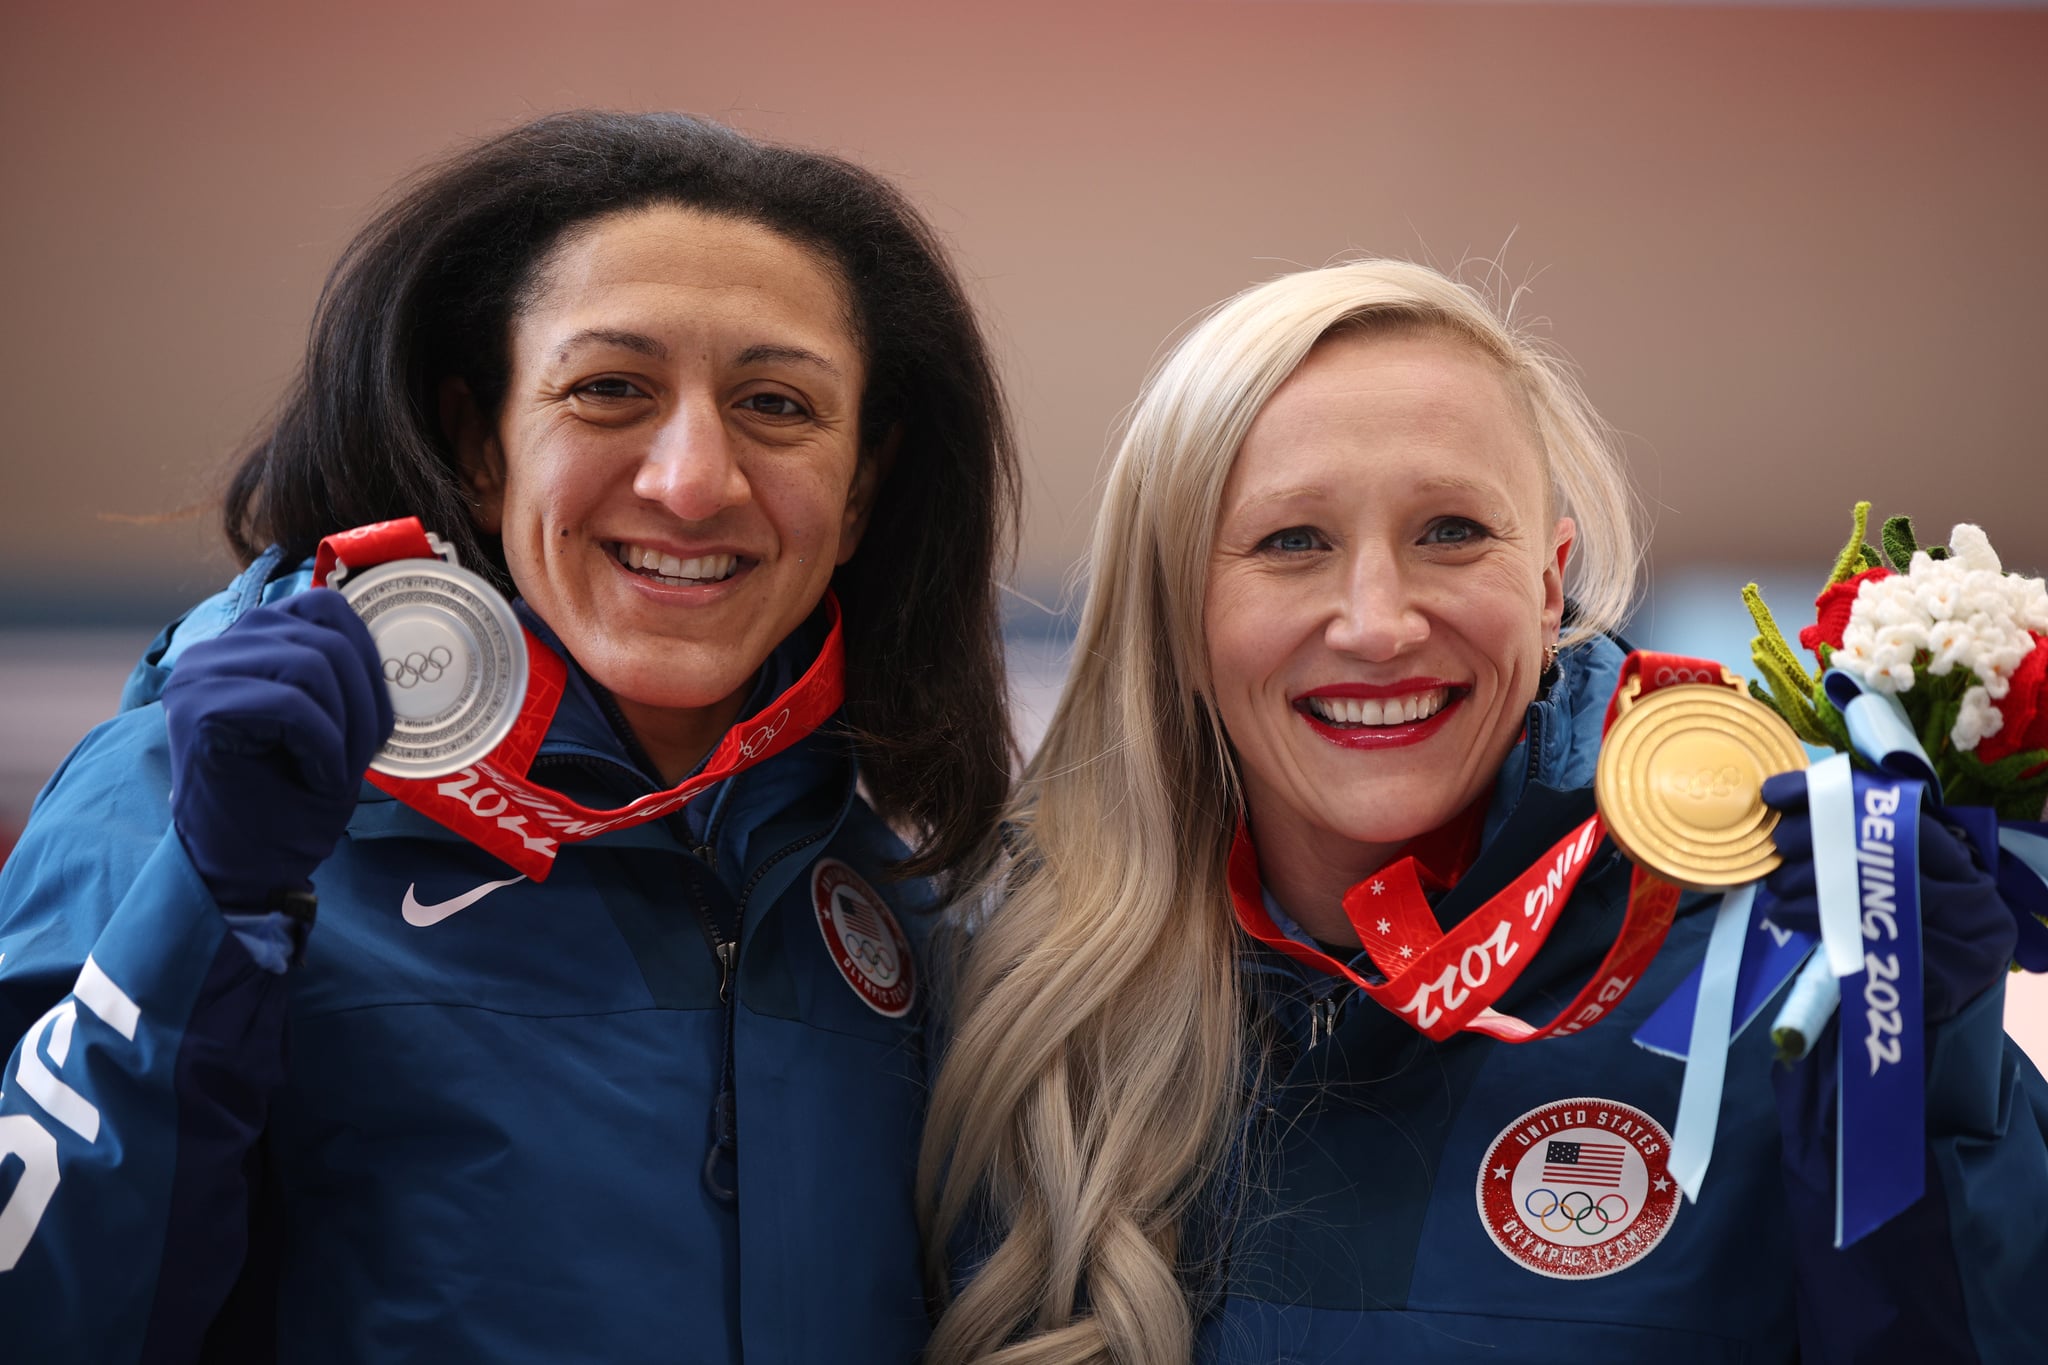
[1880,515,1920,573]
[1756,654,1834,747]
[1965,744,2048,789]
[1827,501,1874,587]
[1808,674,1852,752]
[1741,583,1835,745]
[1858,544,1884,570]
[1744,583,1813,687]
[1928,544,1951,561]
[1997,773,2048,822]
[1918,674,1962,765]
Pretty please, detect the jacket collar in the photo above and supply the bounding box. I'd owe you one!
[1481,632,1629,846]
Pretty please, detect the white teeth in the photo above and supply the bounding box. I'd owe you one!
[613,544,738,584]
[1306,688,1450,727]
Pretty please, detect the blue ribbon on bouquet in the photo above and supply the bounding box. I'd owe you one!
[1631,670,2002,1247]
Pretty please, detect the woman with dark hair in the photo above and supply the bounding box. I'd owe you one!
[0,110,1016,1362]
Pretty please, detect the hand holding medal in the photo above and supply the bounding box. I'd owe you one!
[1595,659,1810,891]
[314,517,529,779]
[161,516,528,918]
[1628,503,2048,1248]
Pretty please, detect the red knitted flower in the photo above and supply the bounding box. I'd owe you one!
[1978,632,2048,766]
[1799,566,1893,657]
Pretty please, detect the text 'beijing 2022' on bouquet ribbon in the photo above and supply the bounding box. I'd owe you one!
[1632,502,2048,1248]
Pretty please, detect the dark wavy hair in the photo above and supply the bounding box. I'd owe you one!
[225,110,1018,881]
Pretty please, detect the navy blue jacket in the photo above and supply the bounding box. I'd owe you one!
[0,554,935,1363]
[1205,637,2048,1363]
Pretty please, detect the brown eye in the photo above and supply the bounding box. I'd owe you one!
[575,378,646,401]
[738,392,810,419]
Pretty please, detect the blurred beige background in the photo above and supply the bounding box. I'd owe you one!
[4,0,2045,613]
[3,0,2046,1045]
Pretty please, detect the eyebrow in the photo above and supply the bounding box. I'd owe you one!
[548,332,843,378]
[1229,473,1512,518]
[1235,485,1321,509]
[1409,473,1507,498]
[553,328,669,364]
[734,343,842,377]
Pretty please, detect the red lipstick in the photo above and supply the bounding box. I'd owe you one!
[1293,681,1465,750]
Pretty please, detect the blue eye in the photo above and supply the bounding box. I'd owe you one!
[1424,518,1488,546]
[1260,527,1322,554]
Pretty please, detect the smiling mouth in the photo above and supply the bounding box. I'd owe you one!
[1300,688,1454,728]
[610,542,742,587]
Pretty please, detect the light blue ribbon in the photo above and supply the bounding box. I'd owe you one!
[1808,752,1865,980]
[1825,670,1941,794]
[1668,882,1757,1201]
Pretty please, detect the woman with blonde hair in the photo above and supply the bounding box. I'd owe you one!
[922,260,2048,1363]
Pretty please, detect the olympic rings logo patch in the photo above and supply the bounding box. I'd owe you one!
[812,858,916,1018]
[1476,1097,1680,1279]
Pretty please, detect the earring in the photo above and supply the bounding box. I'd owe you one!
[1543,642,1559,674]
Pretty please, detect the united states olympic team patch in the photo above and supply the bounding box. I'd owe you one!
[1476,1096,1680,1279]
[811,858,916,1017]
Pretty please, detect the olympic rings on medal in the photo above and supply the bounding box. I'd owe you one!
[383,646,454,689]
[1524,1186,1631,1235]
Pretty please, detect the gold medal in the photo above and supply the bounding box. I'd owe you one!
[1596,674,1810,890]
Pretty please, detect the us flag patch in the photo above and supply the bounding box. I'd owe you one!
[811,858,916,1017]
[1476,1097,1680,1279]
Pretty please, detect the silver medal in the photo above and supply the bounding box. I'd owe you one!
[330,535,527,779]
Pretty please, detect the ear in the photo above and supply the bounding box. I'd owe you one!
[834,425,899,566]
[440,378,506,535]
[1542,516,1575,641]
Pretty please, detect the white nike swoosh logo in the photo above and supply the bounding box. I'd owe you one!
[402,875,527,927]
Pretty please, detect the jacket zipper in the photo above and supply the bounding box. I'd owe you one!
[1308,994,1343,1051]
[528,752,750,1203]
[527,751,743,994]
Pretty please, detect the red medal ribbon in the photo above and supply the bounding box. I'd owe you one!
[316,518,845,882]
[314,518,439,586]
[1230,650,1724,1043]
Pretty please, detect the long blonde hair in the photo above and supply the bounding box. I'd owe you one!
[919,260,1639,1364]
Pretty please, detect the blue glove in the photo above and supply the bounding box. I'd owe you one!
[161,589,393,911]
[1760,770,2015,1023]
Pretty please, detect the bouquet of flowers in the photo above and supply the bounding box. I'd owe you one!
[1745,501,2048,821]
[1638,502,2048,1248]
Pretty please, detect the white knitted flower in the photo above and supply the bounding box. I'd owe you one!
[1955,685,2006,749]
[1829,524,2048,750]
